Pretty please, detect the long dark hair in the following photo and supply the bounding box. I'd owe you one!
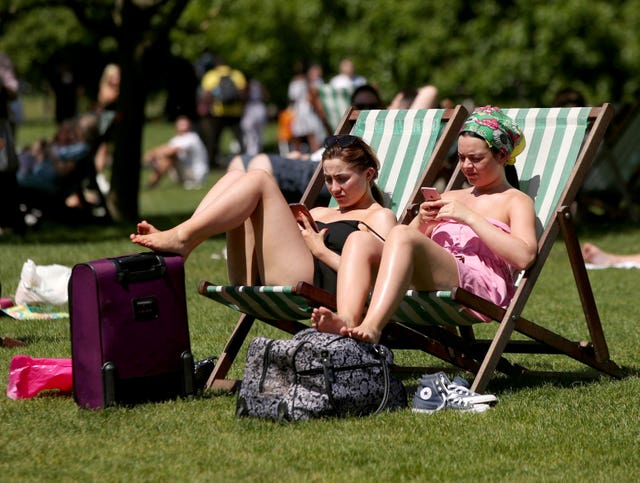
[322,135,386,205]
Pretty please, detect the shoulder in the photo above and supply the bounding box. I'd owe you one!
[441,188,470,201]
[309,205,333,219]
[364,205,398,229]
[506,188,534,209]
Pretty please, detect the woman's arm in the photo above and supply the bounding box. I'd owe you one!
[304,206,397,273]
[435,191,537,270]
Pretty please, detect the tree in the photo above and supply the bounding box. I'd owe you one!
[174,0,640,106]
[2,0,640,222]
[1,0,191,222]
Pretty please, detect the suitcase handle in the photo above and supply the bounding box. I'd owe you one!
[110,253,167,284]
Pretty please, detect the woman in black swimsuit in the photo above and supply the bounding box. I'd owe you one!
[130,135,397,290]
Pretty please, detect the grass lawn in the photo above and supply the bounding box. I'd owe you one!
[2,123,640,481]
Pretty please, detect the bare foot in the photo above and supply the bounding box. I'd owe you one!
[582,242,614,266]
[311,307,349,335]
[346,323,381,344]
[136,220,160,235]
[130,226,193,259]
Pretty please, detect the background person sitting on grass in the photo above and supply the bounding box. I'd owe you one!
[144,116,209,190]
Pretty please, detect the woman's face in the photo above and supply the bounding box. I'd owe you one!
[322,157,371,207]
[457,135,505,186]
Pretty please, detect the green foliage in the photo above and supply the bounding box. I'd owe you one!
[171,0,640,106]
[2,0,640,109]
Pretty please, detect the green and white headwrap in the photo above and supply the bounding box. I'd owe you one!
[460,106,525,165]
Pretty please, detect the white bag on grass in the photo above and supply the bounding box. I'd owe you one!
[14,259,72,306]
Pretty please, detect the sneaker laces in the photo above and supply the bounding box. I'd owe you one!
[445,393,491,413]
[447,379,498,405]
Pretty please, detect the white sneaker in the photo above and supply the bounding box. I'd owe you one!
[447,376,498,405]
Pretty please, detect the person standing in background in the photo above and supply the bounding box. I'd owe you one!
[288,62,326,153]
[199,55,247,168]
[0,52,23,234]
[329,58,367,90]
[241,78,268,157]
[93,63,121,194]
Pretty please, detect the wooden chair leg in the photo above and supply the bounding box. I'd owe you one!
[205,313,255,392]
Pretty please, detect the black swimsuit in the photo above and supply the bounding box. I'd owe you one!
[313,220,360,293]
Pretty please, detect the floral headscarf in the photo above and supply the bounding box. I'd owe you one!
[460,106,525,165]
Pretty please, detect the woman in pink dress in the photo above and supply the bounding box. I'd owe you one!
[312,106,538,343]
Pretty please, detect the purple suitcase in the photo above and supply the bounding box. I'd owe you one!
[69,252,194,409]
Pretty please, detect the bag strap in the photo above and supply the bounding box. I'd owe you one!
[371,345,392,415]
[321,350,339,414]
[320,344,392,417]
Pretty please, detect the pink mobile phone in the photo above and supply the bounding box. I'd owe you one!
[421,187,441,201]
[289,203,319,232]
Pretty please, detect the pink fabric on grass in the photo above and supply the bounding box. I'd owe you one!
[7,355,72,399]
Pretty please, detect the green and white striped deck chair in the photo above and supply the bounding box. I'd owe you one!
[314,84,354,134]
[581,103,640,221]
[385,105,623,392]
[198,106,469,391]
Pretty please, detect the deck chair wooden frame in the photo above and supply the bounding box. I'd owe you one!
[202,104,624,394]
[441,104,624,391]
[277,104,623,393]
[199,106,469,391]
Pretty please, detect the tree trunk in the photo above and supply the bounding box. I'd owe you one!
[107,1,150,223]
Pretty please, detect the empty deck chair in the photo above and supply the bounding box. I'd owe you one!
[579,103,640,221]
[312,84,354,135]
[198,106,469,390]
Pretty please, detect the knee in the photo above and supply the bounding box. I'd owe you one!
[227,155,246,172]
[247,168,277,186]
[386,224,418,247]
[247,154,273,174]
[343,231,381,259]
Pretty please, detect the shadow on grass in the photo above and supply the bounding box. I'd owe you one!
[0,212,220,245]
[398,365,638,396]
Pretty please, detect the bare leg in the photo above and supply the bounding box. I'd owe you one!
[347,225,459,344]
[246,153,274,174]
[130,170,315,285]
[311,231,383,334]
[225,155,276,284]
[581,242,640,266]
[226,155,247,172]
[147,147,178,188]
[226,219,258,285]
[192,168,245,216]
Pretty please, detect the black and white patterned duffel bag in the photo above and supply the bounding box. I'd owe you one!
[236,328,407,421]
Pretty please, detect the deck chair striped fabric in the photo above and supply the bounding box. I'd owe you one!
[581,103,640,220]
[316,84,353,133]
[202,108,461,318]
[386,105,622,392]
[394,107,595,327]
[198,107,469,390]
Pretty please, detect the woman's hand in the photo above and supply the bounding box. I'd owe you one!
[418,199,442,224]
[433,199,474,225]
[298,216,328,257]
